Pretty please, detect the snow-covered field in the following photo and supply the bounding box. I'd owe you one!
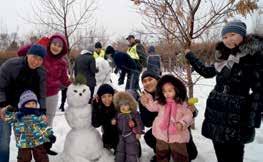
[9,72,263,162]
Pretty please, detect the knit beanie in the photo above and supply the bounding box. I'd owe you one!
[18,90,39,109]
[27,44,47,58]
[95,42,102,49]
[105,46,115,55]
[221,20,247,37]
[141,70,160,81]
[97,84,115,97]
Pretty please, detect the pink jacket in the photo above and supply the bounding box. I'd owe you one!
[144,96,193,143]
[43,33,71,96]
[17,33,71,97]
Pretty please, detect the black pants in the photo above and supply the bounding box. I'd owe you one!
[213,141,244,162]
[187,129,198,161]
[144,129,156,153]
[88,86,95,103]
[125,72,140,91]
[59,88,67,111]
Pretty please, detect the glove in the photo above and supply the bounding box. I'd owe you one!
[96,67,99,73]
[44,135,57,156]
[118,79,124,85]
[128,119,135,128]
[114,68,119,74]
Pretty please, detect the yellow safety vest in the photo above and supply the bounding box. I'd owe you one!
[93,49,105,59]
[127,44,139,60]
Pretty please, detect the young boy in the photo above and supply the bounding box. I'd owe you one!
[4,90,57,162]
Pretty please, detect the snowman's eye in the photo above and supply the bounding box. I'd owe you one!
[83,89,86,93]
[74,90,78,93]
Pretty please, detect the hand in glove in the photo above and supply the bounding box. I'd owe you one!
[128,119,135,128]
[44,135,58,156]
[118,79,124,85]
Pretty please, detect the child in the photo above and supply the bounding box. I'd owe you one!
[4,90,56,162]
[91,84,119,152]
[112,91,144,162]
[140,74,193,162]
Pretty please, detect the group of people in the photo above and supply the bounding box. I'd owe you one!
[0,33,71,162]
[92,70,198,162]
[91,19,263,162]
[0,19,262,162]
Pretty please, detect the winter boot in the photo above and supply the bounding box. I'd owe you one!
[150,155,157,162]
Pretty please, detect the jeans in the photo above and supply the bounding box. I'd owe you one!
[0,120,11,162]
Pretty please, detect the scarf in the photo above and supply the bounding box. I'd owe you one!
[159,98,177,132]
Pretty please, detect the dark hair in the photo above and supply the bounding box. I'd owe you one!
[105,45,115,55]
[156,75,187,105]
[95,42,102,49]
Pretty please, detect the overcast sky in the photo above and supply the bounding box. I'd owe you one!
[0,0,143,39]
[0,0,262,41]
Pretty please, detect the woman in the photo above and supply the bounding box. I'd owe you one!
[91,84,119,152]
[185,20,263,162]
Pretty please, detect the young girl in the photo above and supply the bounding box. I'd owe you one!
[112,91,144,162]
[141,74,193,162]
[91,84,119,152]
[4,90,56,162]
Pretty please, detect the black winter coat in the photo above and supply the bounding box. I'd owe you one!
[74,52,96,87]
[92,101,119,148]
[112,51,139,83]
[186,35,263,144]
[0,57,46,109]
[138,91,158,127]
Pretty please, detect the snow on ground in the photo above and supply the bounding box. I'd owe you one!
[9,72,263,162]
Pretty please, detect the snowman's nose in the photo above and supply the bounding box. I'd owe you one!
[79,93,82,96]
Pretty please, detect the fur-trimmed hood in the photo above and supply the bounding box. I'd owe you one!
[215,34,263,61]
[113,91,137,112]
[214,34,263,72]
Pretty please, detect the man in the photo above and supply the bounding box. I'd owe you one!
[147,46,162,75]
[93,42,106,59]
[105,46,140,91]
[0,44,47,162]
[139,70,160,162]
[74,49,96,103]
[126,35,147,71]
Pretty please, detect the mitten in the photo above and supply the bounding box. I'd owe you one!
[118,79,124,85]
[44,135,57,156]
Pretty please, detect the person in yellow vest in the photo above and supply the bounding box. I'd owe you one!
[126,35,147,71]
[93,42,106,59]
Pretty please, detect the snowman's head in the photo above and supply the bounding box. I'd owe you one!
[67,83,91,107]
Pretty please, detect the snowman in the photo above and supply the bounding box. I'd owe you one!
[55,75,114,162]
[94,57,112,94]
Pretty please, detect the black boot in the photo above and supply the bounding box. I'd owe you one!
[47,149,58,155]
[137,140,142,158]
[150,155,156,162]
[59,104,65,112]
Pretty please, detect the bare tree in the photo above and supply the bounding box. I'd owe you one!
[131,0,258,98]
[25,0,96,75]
[28,0,96,53]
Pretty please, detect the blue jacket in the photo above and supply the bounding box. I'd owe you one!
[5,108,53,148]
